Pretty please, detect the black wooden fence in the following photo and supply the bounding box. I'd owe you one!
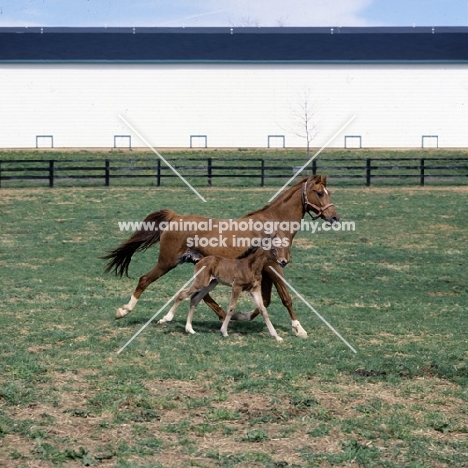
[0,157,467,188]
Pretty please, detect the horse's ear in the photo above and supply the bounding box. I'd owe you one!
[321,175,328,186]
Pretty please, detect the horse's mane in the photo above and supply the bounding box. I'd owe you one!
[236,245,260,260]
[242,176,311,218]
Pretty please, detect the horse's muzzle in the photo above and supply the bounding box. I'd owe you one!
[326,215,340,224]
[279,260,288,268]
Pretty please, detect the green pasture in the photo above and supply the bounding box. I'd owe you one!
[0,183,467,467]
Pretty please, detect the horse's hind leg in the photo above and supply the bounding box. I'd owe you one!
[185,280,218,334]
[157,287,194,325]
[202,294,227,320]
[116,261,175,319]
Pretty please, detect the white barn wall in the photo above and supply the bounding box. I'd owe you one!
[0,63,466,148]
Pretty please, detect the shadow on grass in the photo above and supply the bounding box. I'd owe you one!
[115,316,292,339]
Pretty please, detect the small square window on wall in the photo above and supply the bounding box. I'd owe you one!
[190,135,207,148]
[114,135,132,149]
[267,135,285,148]
[344,135,362,149]
[36,135,54,148]
[421,135,438,148]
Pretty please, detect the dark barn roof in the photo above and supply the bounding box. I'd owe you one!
[0,27,467,63]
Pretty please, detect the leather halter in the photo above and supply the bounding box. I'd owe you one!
[301,180,335,220]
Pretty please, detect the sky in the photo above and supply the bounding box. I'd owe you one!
[0,0,467,28]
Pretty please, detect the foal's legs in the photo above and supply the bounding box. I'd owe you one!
[157,264,210,325]
[116,260,176,319]
[157,286,195,326]
[220,286,242,337]
[249,286,283,342]
[185,280,218,334]
[230,271,273,321]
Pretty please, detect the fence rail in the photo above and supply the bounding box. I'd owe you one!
[0,157,467,188]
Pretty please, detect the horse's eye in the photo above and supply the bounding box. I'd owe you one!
[271,248,277,253]
[317,191,323,197]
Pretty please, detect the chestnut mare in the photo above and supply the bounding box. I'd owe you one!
[103,174,339,338]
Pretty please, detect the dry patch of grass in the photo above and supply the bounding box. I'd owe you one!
[2,373,466,467]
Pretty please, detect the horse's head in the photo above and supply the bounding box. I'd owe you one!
[237,232,290,267]
[303,175,340,224]
[263,231,290,268]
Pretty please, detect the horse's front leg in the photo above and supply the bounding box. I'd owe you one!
[249,286,283,342]
[220,287,242,337]
[268,263,308,338]
[230,269,272,321]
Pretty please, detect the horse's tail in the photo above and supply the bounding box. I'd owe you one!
[102,209,176,277]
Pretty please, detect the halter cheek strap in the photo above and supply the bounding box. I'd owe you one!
[302,181,335,220]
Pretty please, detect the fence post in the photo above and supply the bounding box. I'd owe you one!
[260,159,265,187]
[105,159,110,187]
[366,158,371,187]
[420,158,425,187]
[157,159,161,187]
[312,159,317,176]
[49,160,54,188]
[207,157,212,187]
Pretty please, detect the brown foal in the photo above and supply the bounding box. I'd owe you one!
[157,236,290,341]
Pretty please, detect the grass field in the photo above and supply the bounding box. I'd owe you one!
[0,183,467,467]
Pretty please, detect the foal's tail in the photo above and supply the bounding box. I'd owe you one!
[102,209,176,277]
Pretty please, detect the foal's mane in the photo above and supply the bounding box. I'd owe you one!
[236,245,260,260]
[242,176,314,218]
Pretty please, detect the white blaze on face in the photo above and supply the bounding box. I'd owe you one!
[324,188,329,195]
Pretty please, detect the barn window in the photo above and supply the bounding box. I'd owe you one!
[421,135,438,148]
[190,135,208,148]
[344,135,362,149]
[36,135,54,148]
[114,135,132,149]
[267,135,285,148]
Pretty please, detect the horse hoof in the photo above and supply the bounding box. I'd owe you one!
[293,328,308,338]
[185,328,196,335]
[115,307,129,319]
[276,336,284,343]
[292,320,308,338]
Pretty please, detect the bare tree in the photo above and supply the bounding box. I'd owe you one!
[291,91,319,157]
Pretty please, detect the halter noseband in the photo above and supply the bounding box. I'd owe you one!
[301,180,335,220]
